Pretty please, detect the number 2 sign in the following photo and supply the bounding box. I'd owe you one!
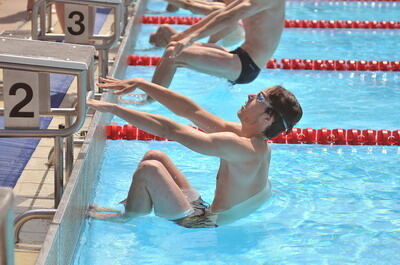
[64,4,90,44]
[4,70,40,129]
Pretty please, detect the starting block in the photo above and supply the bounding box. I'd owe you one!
[0,37,95,136]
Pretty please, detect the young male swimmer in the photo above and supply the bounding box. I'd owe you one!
[149,0,285,92]
[87,77,302,228]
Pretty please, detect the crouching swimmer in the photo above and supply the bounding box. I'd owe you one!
[88,77,302,227]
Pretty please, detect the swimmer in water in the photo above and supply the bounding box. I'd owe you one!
[150,0,244,48]
[144,0,285,103]
[88,78,302,227]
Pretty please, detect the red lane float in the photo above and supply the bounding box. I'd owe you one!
[141,16,400,29]
[128,55,400,72]
[105,124,400,146]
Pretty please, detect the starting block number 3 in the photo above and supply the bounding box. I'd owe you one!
[65,4,90,44]
[4,70,40,129]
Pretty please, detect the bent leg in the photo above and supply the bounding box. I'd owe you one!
[89,154,194,222]
[140,150,192,189]
[152,43,241,88]
[125,160,193,220]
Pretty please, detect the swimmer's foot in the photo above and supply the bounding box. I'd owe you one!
[119,199,127,205]
[88,210,122,220]
[89,204,121,213]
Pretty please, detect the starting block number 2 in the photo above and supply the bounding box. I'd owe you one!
[4,70,40,129]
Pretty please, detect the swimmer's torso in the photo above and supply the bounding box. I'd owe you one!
[211,139,271,212]
[241,0,285,68]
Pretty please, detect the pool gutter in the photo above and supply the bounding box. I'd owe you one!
[34,0,148,264]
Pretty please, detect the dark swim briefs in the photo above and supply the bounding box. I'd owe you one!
[229,47,261,84]
[173,197,218,228]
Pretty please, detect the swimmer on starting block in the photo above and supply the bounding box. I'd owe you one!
[87,77,302,228]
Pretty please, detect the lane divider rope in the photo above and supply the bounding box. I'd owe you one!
[141,16,400,29]
[128,55,400,71]
[105,124,400,146]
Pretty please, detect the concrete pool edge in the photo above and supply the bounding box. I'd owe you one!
[34,0,149,264]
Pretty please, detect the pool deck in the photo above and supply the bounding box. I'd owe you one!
[0,0,118,264]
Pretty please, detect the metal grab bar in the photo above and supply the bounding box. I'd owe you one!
[14,209,56,244]
[0,188,14,265]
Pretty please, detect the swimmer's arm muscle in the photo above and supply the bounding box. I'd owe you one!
[108,104,250,160]
[208,24,237,44]
[166,0,223,14]
[173,8,221,39]
[138,80,239,133]
[185,0,268,42]
[171,129,258,161]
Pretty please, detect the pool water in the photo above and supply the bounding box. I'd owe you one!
[74,141,400,265]
[120,67,400,130]
[72,0,400,264]
[135,24,400,61]
[145,0,400,21]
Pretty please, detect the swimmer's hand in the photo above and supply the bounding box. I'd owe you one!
[87,99,116,113]
[97,77,145,95]
[168,36,193,58]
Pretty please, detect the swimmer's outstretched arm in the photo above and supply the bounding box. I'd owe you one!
[87,99,256,161]
[170,0,269,56]
[166,0,224,14]
[207,23,237,44]
[97,77,240,133]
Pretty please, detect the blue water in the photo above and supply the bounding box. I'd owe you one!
[73,1,400,265]
[146,0,400,21]
[119,66,400,130]
[74,141,400,265]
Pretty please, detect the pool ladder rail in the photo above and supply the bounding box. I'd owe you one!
[0,188,14,265]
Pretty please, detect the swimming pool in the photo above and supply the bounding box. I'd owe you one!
[70,0,400,264]
[145,0,400,21]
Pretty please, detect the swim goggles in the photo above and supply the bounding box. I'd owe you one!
[257,93,289,132]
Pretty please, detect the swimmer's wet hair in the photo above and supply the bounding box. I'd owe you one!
[263,85,303,139]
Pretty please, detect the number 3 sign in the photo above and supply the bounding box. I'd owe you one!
[64,4,90,44]
[4,70,40,129]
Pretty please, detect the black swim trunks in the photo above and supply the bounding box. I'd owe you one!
[173,197,218,228]
[229,47,261,84]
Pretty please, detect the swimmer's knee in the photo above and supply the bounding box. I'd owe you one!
[165,44,177,54]
[160,45,176,60]
[142,150,167,162]
[149,32,156,45]
[159,24,173,31]
[137,160,165,176]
